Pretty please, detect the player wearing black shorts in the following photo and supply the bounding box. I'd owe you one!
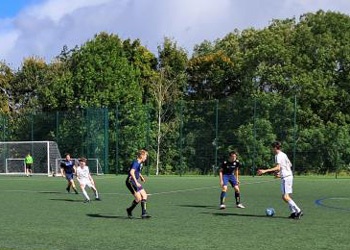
[125,149,151,219]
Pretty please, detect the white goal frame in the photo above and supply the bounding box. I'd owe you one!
[5,158,25,174]
[0,141,62,176]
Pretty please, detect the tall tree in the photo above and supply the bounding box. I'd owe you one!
[0,62,13,113]
[149,38,188,175]
[11,57,48,113]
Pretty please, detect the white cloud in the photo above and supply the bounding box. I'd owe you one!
[24,0,115,23]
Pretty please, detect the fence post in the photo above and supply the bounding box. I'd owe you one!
[293,95,297,173]
[104,107,109,174]
[214,99,219,170]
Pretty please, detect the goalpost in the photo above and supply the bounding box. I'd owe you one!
[0,141,62,176]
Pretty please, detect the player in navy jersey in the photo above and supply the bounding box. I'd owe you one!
[125,149,151,219]
[219,151,245,209]
[60,153,79,194]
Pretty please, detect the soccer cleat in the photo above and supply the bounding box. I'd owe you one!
[219,204,226,209]
[294,210,304,220]
[141,213,151,219]
[126,208,133,219]
[84,199,90,203]
[75,190,79,194]
[236,203,245,209]
[66,187,71,193]
[95,197,101,201]
[288,213,296,219]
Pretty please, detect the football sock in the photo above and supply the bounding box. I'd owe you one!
[94,190,99,199]
[235,191,241,205]
[288,204,295,213]
[141,199,147,214]
[288,199,300,213]
[220,191,227,204]
[129,200,139,211]
[82,189,89,200]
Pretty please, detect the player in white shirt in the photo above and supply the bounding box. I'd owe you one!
[76,157,100,203]
[257,141,303,219]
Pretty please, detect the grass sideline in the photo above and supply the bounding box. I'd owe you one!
[0,175,349,250]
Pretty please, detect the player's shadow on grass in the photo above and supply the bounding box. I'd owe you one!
[87,213,135,219]
[49,198,82,202]
[210,212,288,219]
[178,204,218,210]
[38,191,62,194]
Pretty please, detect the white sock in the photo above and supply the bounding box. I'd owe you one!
[82,189,90,200]
[288,200,301,213]
[94,190,99,199]
[288,204,294,213]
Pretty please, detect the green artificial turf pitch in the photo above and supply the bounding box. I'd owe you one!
[0,175,349,250]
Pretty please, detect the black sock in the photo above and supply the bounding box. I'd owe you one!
[128,200,139,211]
[141,199,147,215]
[235,192,241,205]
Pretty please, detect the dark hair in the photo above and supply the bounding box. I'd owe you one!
[229,151,237,156]
[271,141,282,149]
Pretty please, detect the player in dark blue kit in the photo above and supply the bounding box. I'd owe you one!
[219,151,245,209]
[60,153,79,194]
[125,149,151,219]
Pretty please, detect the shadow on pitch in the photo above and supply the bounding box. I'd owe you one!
[38,191,62,194]
[177,204,218,209]
[87,213,138,220]
[179,204,291,219]
[49,198,82,202]
[209,211,289,219]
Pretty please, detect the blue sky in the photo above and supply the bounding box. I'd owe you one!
[1,0,350,69]
[0,0,43,18]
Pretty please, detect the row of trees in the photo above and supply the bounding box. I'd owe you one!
[1,10,350,174]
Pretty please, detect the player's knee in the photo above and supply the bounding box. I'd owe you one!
[134,194,142,203]
[282,194,290,201]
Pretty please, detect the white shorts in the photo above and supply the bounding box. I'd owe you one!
[280,175,293,194]
[79,179,94,189]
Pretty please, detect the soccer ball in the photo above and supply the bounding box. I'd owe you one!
[265,208,275,217]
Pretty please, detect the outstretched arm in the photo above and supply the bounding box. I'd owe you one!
[257,164,280,175]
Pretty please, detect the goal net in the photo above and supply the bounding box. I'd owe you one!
[55,158,103,176]
[0,141,62,176]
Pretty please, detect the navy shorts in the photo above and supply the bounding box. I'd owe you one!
[125,177,143,194]
[222,174,238,187]
[65,173,74,181]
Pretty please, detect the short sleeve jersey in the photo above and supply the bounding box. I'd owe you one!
[77,166,90,180]
[220,159,240,175]
[275,151,292,178]
[25,155,33,164]
[61,160,75,174]
[127,160,143,180]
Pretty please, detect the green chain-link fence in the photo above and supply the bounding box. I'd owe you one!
[1,96,349,176]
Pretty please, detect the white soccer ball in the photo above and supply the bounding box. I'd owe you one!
[265,208,275,217]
